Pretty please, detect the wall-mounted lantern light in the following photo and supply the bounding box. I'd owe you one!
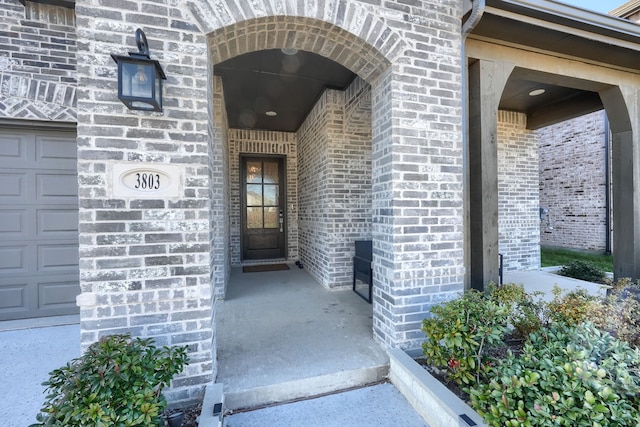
[111,29,166,112]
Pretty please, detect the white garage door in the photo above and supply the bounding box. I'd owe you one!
[0,129,79,321]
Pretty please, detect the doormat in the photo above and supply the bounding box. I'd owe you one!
[242,263,290,273]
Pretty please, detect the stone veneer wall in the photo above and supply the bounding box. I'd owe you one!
[497,111,540,271]
[297,77,373,288]
[537,110,609,252]
[0,0,76,121]
[228,129,298,266]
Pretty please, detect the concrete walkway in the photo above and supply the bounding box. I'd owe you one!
[222,383,427,427]
[504,268,607,300]
[0,322,80,427]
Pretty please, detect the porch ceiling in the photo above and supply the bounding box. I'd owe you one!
[214,49,356,133]
[496,69,604,130]
[471,1,640,129]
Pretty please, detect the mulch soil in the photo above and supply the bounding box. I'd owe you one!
[165,403,201,427]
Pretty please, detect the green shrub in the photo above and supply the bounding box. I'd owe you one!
[31,334,189,427]
[469,322,640,426]
[592,279,640,349]
[559,260,606,283]
[548,285,599,326]
[421,290,509,387]
[489,283,547,338]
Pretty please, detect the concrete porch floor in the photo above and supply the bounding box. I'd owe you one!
[216,263,389,410]
[215,265,609,411]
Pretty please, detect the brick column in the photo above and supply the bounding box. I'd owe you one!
[372,63,465,349]
[75,2,214,404]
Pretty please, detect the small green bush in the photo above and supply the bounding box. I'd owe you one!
[592,278,640,349]
[548,285,598,326]
[559,260,606,283]
[489,283,547,338]
[469,322,640,426]
[31,334,189,427]
[421,290,509,387]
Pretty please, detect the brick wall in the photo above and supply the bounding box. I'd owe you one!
[2,2,620,398]
[74,0,214,404]
[328,77,373,286]
[537,110,609,252]
[211,75,229,322]
[368,1,464,349]
[297,89,332,286]
[0,0,76,121]
[68,0,465,399]
[228,129,298,266]
[296,77,372,288]
[497,111,540,271]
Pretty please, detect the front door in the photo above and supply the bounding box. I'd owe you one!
[241,156,286,260]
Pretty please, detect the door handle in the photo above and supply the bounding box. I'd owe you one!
[279,210,284,232]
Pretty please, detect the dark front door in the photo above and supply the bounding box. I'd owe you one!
[241,156,286,260]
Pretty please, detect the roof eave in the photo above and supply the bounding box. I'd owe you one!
[487,0,640,43]
[610,0,640,19]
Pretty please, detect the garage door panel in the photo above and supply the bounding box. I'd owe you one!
[0,128,78,321]
[38,243,79,271]
[0,210,27,234]
[0,246,28,273]
[0,173,26,199]
[39,277,80,310]
[37,209,79,236]
[36,173,78,202]
[0,282,28,314]
[0,133,29,166]
[35,135,77,169]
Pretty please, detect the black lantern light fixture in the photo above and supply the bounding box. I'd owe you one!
[111,29,166,112]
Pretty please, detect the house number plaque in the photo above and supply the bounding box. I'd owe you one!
[112,163,181,198]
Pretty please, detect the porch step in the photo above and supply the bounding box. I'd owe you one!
[223,363,389,411]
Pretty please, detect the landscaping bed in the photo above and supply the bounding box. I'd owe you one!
[410,281,640,426]
[389,348,486,427]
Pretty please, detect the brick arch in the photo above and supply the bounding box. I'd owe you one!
[186,0,408,83]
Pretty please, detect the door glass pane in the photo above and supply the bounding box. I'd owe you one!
[246,162,262,184]
[246,207,263,228]
[246,184,262,206]
[263,185,278,206]
[264,207,278,228]
[263,161,279,184]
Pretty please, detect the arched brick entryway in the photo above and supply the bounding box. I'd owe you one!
[203,9,406,356]
[75,0,465,404]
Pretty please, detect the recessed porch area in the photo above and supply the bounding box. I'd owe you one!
[215,263,389,410]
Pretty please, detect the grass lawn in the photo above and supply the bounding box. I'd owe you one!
[541,247,613,272]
